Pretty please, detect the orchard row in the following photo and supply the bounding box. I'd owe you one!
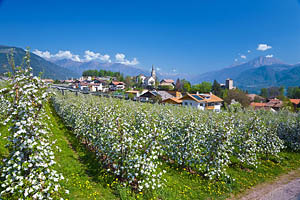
[52,91,300,191]
[0,53,66,200]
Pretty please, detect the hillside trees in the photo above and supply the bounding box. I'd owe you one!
[287,87,300,99]
[224,89,251,107]
[190,81,212,93]
[82,69,124,81]
[260,86,285,99]
[212,80,222,97]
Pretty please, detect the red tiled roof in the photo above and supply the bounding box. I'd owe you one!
[290,99,300,105]
[266,99,283,108]
[162,97,182,104]
[250,102,267,107]
[111,81,125,85]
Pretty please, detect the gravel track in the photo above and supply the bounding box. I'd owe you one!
[232,169,300,200]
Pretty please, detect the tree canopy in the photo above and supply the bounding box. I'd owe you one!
[287,87,300,99]
[82,69,124,81]
[190,81,212,93]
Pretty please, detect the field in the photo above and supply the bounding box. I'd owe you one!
[1,66,300,199]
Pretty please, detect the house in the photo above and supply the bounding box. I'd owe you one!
[79,82,89,91]
[250,98,283,111]
[89,83,103,92]
[180,93,223,112]
[159,79,175,89]
[250,102,268,110]
[266,98,283,111]
[96,77,111,81]
[64,79,75,84]
[109,81,126,91]
[139,90,174,102]
[166,91,183,99]
[126,90,141,100]
[290,99,300,111]
[162,97,182,105]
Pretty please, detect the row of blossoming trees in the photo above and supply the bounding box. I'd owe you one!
[0,51,65,199]
[52,91,300,191]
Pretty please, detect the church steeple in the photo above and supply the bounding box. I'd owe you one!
[151,65,156,80]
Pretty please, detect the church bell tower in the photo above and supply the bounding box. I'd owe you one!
[151,65,156,80]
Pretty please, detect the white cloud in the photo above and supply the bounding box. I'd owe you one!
[34,49,139,65]
[84,50,111,62]
[241,55,247,59]
[234,58,238,62]
[172,69,177,72]
[156,67,161,71]
[115,53,139,65]
[115,53,126,62]
[257,44,272,51]
[266,54,274,58]
[33,49,52,59]
[54,50,81,62]
[248,50,251,53]
[33,49,81,62]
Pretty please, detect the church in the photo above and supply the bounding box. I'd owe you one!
[136,66,156,87]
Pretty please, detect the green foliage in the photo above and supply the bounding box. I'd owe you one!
[224,89,251,107]
[190,81,212,93]
[127,93,135,100]
[175,78,181,91]
[287,87,300,99]
[158,85,174,91]
[181,79,191,92]
[82,69,124,81]
[124,76,135,88]
[53,79,61,84]
[212,80,222,97]
[260,88,268,98]
[260,86,285,99]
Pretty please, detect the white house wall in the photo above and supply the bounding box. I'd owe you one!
[182,100,205,110]
[182,100,222,111]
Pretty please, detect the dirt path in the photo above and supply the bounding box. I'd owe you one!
[232,168,300,200]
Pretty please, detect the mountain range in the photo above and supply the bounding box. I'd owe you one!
[52,59,190,80]
[191,56,300,93]
[0,45,77,80]
[52,59,147,77]
[1,45,300,93]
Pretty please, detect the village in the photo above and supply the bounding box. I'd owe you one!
[42,66,300,113]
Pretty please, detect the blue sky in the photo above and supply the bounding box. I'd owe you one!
[1,0,300,75]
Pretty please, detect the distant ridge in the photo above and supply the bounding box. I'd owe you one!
[0,45,78,79]
[191,56,299,93]
[52,59,191,80]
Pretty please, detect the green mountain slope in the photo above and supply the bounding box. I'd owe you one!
[0,45,78,79]
[192,56,300,93]
[236,64,300,93]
